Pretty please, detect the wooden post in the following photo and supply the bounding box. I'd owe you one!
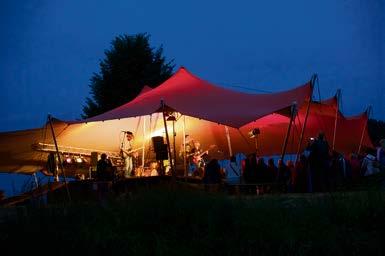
[48,115,71,202]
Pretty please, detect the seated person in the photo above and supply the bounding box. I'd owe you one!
[96,153,113,181]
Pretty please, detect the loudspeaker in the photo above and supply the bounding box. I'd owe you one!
[90,152,98,167]
[152,136,164,152]
[155,144,168,160]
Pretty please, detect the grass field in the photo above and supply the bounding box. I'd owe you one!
[1,184,385,255]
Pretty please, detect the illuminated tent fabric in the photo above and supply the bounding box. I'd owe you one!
[0,95,372,175]
[0,67,371,174]
[0,120,68,174]
[235,96,373,156]
[83,67,312,128]
[138,85,153,95]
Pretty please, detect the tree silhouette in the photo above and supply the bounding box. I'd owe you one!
[82,33,174,118]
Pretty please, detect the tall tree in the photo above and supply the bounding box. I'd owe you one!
[82,33,174,118]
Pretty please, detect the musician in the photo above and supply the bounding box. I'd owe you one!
[122,131,135,178]
[188,141,208,177]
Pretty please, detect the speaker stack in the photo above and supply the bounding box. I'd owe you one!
[151,136,168,160]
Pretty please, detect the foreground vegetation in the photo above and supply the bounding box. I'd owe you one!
[1,186,385,255]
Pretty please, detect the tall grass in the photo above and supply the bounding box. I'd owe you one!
[1,188,385,255]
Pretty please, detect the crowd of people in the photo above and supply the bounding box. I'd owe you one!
[93,129,385,194]
[238,133,385,193]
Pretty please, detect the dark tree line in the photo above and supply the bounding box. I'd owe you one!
[83,33,174,118]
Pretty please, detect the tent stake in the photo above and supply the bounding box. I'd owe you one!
[48,115,71,203]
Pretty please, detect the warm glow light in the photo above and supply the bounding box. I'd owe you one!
[75,156,83,163]
[148,128,166,139]
[65,156,72,164]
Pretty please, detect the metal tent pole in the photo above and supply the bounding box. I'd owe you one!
[48,115,71,202]
[358,107,371,155]
[225,126,233,157]
[161,100,175,178]
[295,75,316,162]
[182,116,187,177]
[172,119,177,174]
[142,115,146,169]
[281,103,297,162]
[332,90,341,151]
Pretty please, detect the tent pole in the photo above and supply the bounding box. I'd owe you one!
[183,116,187,177]
[48,115,71,202]
[33,173,39,189]
[281,103,297,162]
[358,107,371,155]
[225,126,233,157]
[295,75,315,162]
[172,119,177,174]
[161,100,175,178]
[332,90,340,151]
[142,115,146,169]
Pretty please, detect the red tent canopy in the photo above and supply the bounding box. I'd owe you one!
[83,67,312,128]
[237,95,373,156]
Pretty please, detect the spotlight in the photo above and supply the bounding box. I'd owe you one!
[248,128,260,138]
[166,115,176,121]
[65,156,72,164]
[75,156,83,163]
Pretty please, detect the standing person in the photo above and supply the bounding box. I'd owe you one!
[267,158,278,182]
[96,153,113,181]
[224,155,241,184]
[121,131,135,178]
[179,135,192,174]
[309,132,330,192]
[377,139,385,171]
[189,141,208,177]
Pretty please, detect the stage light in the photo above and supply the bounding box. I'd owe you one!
[166,115,176,121]
[75,156,83,163]
[166,111,177,121]
[248,128,260,138]
[65,156,72,164]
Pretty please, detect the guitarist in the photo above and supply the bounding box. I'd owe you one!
[121,131,135,178]
[188,141,208,177]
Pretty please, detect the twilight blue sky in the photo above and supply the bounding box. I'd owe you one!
[0,0,384,132]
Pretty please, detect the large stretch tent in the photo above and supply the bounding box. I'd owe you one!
[0,67,372,175]
[0,67,312,174]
